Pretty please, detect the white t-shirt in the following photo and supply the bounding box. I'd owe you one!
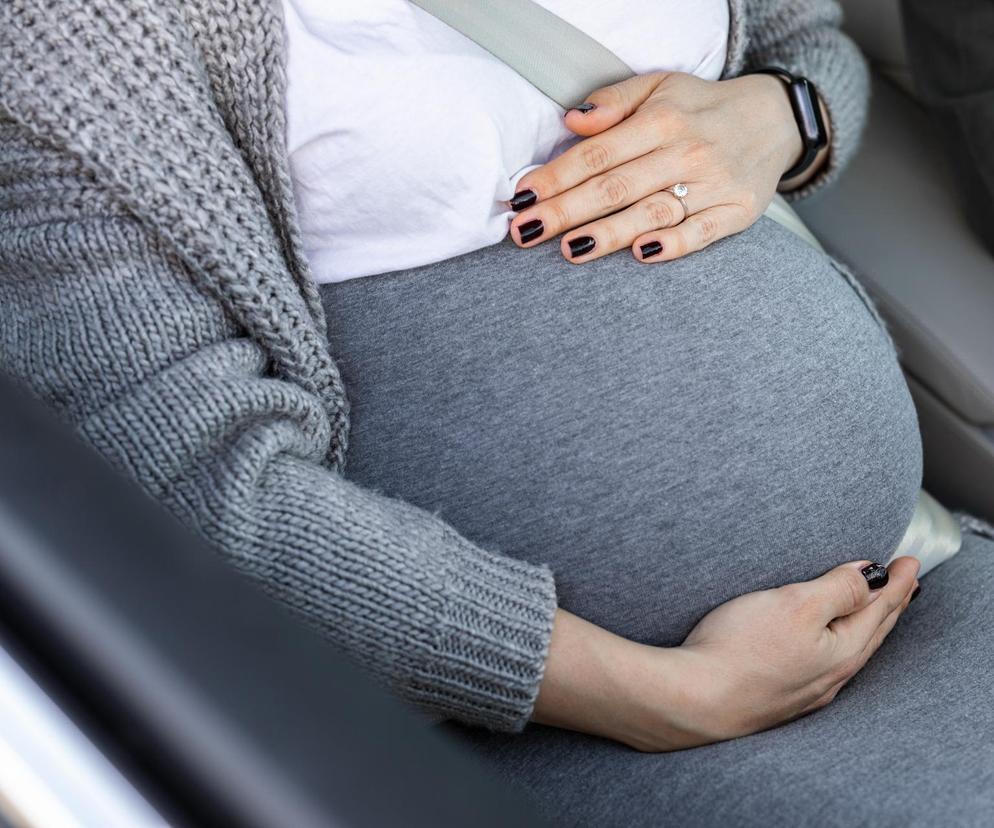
[283,1,730,283]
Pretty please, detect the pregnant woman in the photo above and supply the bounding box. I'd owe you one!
[2,0,993,824]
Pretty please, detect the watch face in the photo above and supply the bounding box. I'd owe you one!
[791,78,829,150]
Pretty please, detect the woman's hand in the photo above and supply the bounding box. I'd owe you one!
[533,557,920,752]
[509,71,827,264]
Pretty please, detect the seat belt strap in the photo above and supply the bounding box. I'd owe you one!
[889,490,962,576]
[409,0,633,111]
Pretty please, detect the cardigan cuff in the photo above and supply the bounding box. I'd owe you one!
[408,528,558,733]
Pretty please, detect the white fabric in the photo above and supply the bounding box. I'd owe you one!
[283,0,730,283]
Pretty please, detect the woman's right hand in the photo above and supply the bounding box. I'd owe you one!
[533,557,920,752]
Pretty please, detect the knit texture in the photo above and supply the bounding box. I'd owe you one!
[0,0,867,731]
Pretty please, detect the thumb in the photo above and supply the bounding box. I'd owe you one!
[805,560,891,622]
[563,72,665,137]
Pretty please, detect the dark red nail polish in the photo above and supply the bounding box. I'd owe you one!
[640,241,664,259]
[861,563,889,590]
[510,189,537,211]
[568,236,596,257]
[518,219,544,244]
[569,103,597,114]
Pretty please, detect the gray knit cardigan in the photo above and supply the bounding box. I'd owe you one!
[0,0,868,732]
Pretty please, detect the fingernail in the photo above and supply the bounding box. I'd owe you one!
[861,563,890,590]
[510,189,537,211]
[568,236,596,258]
[518,218,544,244]
[910,585,922,603]
[640,241,664,259]
[569,103,597,114]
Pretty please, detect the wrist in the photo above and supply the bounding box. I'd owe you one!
[749,72,807,180]
[532,610,691,752]
[751,69,832,190]
[532,610,647,744]
[610,646,710,752]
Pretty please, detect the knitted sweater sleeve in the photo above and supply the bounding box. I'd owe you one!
[0,115,557,733]
[727,0,871,200]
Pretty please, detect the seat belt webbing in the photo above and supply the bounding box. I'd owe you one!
[409,0,633,111]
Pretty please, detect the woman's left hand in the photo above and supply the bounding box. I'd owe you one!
[509,71,821,264]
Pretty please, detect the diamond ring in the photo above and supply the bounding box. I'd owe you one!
[667,183,690,221]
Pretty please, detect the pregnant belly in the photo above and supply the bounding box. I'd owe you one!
[322,221,922,645]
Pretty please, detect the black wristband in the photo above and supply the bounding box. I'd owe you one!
[753,67,829,182]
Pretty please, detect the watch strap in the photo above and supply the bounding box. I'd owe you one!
[754,67,829,182]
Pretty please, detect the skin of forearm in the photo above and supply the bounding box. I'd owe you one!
[531,609,685,751]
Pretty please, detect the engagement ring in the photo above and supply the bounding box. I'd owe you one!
[667,183,690,221]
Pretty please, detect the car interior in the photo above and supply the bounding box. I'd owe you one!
[797,0,994,522]
[0,0,991,825]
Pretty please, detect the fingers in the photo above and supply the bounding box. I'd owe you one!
[510,152,683,250]
[562,73,667,138]
[515,74,670,203]
[851,569,920,668]
[516,122,662,206]
[512,180,750,264]
[830,556,920,653]
[633,204,750,263]
[806,572,918,716]
[799,559,920,717]
[850,558,919,656]
[801,560,889,623]
[558,190,689,262]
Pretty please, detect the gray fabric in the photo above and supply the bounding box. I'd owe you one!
[322,233,994,825]
[453,531,994,827]
[323,220,922,647]
[0,0,869,732]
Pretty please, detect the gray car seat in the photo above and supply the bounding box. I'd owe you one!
[796,0,994,520]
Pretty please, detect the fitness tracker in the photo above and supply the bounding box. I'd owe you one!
[753,67,829,182]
